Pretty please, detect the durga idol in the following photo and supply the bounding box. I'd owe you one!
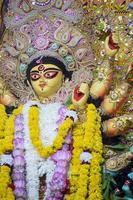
[0,54,103,200]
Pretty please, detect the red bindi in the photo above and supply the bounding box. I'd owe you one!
[38,65,45,71]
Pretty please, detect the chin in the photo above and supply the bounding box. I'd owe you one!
[38,91,55,99]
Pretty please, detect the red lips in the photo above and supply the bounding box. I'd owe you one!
[74,86,84,101]
[39,83,47,88]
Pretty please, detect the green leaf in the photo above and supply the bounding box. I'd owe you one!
[65,96,72,106]
[105,144,128,150]
[103,181,111,200]
[110,177,117,185]
[102,178,109,190]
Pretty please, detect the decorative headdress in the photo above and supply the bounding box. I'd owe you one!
[0,0,94,104]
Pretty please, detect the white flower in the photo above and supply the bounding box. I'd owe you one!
[0,154,13,166]
[80,152,92,163]
[65,110,78,122]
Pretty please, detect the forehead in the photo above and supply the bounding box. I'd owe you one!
[30,64,60,72]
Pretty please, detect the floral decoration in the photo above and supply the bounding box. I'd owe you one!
[65,104,103,200]
[0,166,15,200]
[29,105,74,158]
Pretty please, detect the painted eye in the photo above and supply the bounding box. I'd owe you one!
[44,71,58,79]
[30,73,41,81]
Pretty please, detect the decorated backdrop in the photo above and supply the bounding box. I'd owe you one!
[0,1,133,200]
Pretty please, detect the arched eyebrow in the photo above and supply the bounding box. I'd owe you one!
[30,70,39,73]
[30,68,62,73]
[43,68,62,72]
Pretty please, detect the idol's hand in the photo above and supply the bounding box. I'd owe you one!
[0,78,16,106]
[103,114,133,137]
[0,90,16,106]
[72,82,89,109]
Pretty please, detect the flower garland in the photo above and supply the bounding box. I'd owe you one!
[1,105,23,154]
[46,143,72,200]
[23,101,67,200]
[87,105,103,200]
[23,101,76,200]
[0,104,8,155]
[0,104,7,138]
[0,105,23,200]
[12,114,26,200]
[0,101,102,200]
[23,101,41,200]
[29,106,74,158]
[40,105,72,200]
[65,104,103,200]
[0,165,15,200]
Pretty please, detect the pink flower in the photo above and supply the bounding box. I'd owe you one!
[56,118,64,126]
[17,198,25,200]
[54,166,67,175]
[14,180,25,188]
[62,144,69,151]
[12,172,25,180]
[52,150,71,161]
[54,191,63,198]
[13,138,24,149]
[58,106,67,115]
[51,172,66,190]
[13,156,25,166]
[15,123,24,132]
[14,132,23,139]
[14,166,25,173]
[15,115,24,123]
[12,149,24,157]
[14,188,26,198]
[57,160,68,168]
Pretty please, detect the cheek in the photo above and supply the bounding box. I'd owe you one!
[31,80,40,90]
[47,74,63,86]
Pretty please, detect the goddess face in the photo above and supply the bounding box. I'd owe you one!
[29,63,63,99]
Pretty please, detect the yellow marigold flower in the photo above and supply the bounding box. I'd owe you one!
[1,166,10,173]
[65,104,103,200]
[75,196,86,200]
[65,194,75,200]
[13,105,23,115]
[7,187,15,200]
